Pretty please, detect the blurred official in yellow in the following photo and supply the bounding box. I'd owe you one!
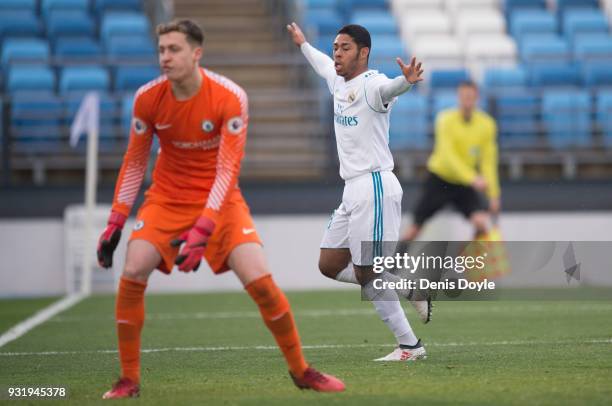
[403,80,500,240]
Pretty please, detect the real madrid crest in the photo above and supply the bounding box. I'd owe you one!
[348,91,356,103]
[202,120,214,133]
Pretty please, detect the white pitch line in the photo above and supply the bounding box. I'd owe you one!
[50,308,378,322]
[0,293,86,348]
[49,303,612,323]
[1,338,611,357]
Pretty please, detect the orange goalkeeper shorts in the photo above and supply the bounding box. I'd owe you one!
[129,188,262,274]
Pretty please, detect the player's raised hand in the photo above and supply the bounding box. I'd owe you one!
[286,22,306,47]
[396,56,424,84]
[171,217,215,272]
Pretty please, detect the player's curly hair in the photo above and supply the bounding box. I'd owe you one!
[156,19,204,46]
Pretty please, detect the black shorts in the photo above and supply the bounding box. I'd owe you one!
[413,172,488,226]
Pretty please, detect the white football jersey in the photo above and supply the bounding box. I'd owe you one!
[326,69,396,180]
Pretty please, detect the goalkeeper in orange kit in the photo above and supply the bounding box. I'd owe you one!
[96,19,345,399]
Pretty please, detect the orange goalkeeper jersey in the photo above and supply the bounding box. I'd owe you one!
[111,68,248,224]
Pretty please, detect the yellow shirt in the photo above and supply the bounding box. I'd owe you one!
[427,109,500,199]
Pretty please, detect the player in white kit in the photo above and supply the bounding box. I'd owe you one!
[287,22,432,361]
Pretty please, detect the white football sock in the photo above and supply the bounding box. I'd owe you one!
[363,279,418,346]
[335,267,359,284]
[336,267,409,296]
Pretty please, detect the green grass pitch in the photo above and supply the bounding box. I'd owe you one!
[1,290,611,405]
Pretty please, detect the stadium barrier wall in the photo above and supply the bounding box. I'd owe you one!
[1,212,611,297]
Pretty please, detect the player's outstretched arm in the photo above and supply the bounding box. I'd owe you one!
[397,56,424,85]
[377,57,425,105]
[287,22,336,92]
[286,22,306,47]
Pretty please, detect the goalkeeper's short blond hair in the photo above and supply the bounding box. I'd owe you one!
[156,19,204,47]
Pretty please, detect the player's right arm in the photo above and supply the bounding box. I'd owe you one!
[97,91,154,268]
[287,22,336,93]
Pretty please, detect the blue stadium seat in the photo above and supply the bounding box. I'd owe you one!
[46,10,95,42]
[106,34,156,61]
[100,12,150,44]
[55,37,102,60]
[65,91,117,139]
[7,65,55,93]
[556,0,599,14]
[41,0,89,17]
[10,91,64,148]
[0,12,43,39]
[430,69,470,90]
[351,11,397,35]
[304,9,343,35]
[597,90,612,145]
[530,64,581,87]
[432,90,457,116]
[94,0,142,14]
[573,36,612,62]
[483,67,528,90]
[510,10,557,42]
[494,91,540,145]
[315,34,336,54]
[542,89,591,147]
[0,0,36,13]
[520,36,570,65]
[59,66,110,94]
[302,0,338,7]
[563,10,609,41]
[342,0,387,11]
[372,59,399,78]
[389,93,429,150]
[583,62,612,88]
[369,34,406,60]
[503,0,546,13]
[1,38,50,66]
[114,65,159,91]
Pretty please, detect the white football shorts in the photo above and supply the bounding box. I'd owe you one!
[321,170,403,266]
